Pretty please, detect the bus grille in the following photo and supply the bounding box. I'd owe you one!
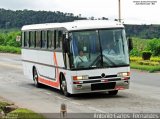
[91,82,116,91]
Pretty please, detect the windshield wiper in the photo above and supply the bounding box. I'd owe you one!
[103,55,116,66]
[88,54,118,68]
[88,54,101,68]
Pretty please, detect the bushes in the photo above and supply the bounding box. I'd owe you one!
[142,51,152,60]
[150,57,160,62]
[0,34,5,45]
[130,56,160,72]
[0,31,21,47]
[130,57,160,62]
[129,48,141,56]
[129,37,148,56]
[137,60,159,66]
[130,57,142,62]
[147,39,160,56]
[0,46,21,54]
[130,37,160,57]
[0,30,21,54]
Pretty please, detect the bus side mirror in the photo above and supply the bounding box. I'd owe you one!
[63,34,69,53]
[128,37,133,52]
[63,39,68,53]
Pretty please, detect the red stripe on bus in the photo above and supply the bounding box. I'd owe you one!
[38,76,59,87]
[53,52,60,87]
[37,52,60,88]
[54,52,60,80]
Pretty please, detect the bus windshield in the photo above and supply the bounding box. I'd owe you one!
[69,29,129,69]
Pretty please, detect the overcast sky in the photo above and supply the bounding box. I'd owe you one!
[0,0,159,24]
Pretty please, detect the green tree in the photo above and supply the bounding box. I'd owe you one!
[147,39,160,56]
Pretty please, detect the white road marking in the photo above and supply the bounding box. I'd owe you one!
[55,95,68,101]
[69,101,83,106]
[44,92,52,95]
[87,106,106,113]
[54,95,105,113]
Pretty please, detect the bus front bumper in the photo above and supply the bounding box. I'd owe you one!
[71,80,129,94]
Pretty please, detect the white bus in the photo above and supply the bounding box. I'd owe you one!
[21,20,130,96]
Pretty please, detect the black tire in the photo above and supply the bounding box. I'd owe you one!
[108,90,118,95]
[33,68,41,88]
[60,75,70,97]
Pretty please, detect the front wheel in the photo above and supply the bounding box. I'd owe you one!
[108,90,118,95]
[60,75,70,97]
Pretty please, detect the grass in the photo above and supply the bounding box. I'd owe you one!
[0,101,45,119]
[0,101,10,109]
[130,56,160,72]
[131,62,160,73]
[6,108,45,119]
[0,45,21,54]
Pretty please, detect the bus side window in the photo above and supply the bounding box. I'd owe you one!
[36,31,41,48]
[24,31,29,47]
[48,30,55,49]
[42,31,47,49]
[55,30,63,49]
[30,31,35,48]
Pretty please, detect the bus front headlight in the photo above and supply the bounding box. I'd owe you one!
[73,75,89,80]
[117,72,130,80]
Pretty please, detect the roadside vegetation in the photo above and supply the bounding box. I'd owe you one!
[0,11,160,72]
[0,45,21,54]
[0,101,45,119]
[130,37,160,72]
[0,30,21,54]
[130,57,160,72]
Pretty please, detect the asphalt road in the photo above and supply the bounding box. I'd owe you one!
[0,53,160,118]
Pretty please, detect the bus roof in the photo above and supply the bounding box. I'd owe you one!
[21,20,124,31]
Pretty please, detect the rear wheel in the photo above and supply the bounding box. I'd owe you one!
[108,90,118,95]
[33,68,41,88]
[60,75,70,97]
